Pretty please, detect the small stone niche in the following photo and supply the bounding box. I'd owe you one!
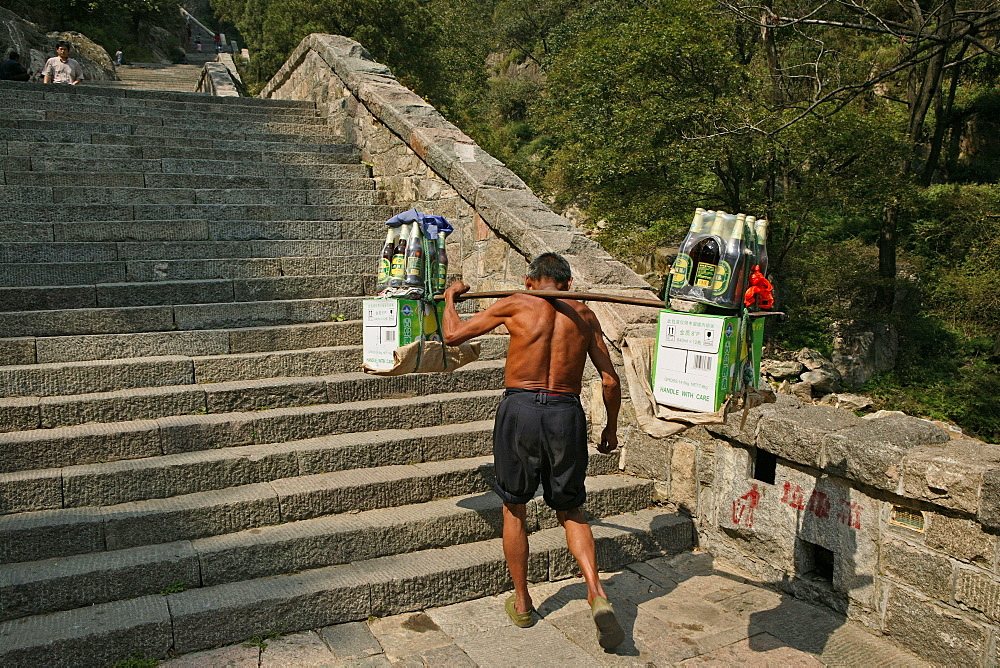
[752,448,777,485]
[800,540,836,583]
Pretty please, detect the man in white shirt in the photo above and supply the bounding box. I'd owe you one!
[42,41,84,85]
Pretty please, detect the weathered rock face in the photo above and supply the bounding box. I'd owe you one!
[832,321,898,389]
[0,8,116,82]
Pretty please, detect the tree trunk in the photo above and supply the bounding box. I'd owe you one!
[876,202,899,313]
[921,43,966,186]
[760,2,783,104]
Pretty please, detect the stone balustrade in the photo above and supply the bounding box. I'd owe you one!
[258,33,1000,665]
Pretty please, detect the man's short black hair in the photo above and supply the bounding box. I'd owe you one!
[526,253,572,285]
[56,41,71,50]
[8,51,18,60]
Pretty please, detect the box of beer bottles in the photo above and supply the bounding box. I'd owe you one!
[668,209,769,310]
[362,299,445,371]
[652,310,764,412]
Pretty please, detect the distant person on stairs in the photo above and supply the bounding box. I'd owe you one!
[195,37,202,53]
[42,41,83,85]
[0,51,29,81]
[115,49,123,66]
[443,252,626,650]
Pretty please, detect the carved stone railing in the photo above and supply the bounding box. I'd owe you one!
[259,33,1000,664]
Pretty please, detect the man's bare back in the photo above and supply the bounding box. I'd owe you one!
[442,262,620,452]
[445,291,596,394]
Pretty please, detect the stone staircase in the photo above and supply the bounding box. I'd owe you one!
[0,80,693,665]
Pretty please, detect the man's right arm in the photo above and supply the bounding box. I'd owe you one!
[41,59,52,83]
[442,280,513,346]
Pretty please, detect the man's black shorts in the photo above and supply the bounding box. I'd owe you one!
[492,388,588,511]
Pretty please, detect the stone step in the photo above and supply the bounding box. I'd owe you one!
[22,157,370,177]
[0,202,392,223]
[91,134,352,155]
[0,255,382,287]
[0,336,506,400]
[0,296,364,337]
[8,112,327,135]
[0,274,377,312]
[1,219,382,243]
[0,80,315,108]
[3,320,363,365]
[0,389,505,474]
[9,106,322,126]
[0,508,692,666]
[10,120,340,143]
[0,130,352,155]
[4,96,319,119]
[9,239,382,262]
[7,419,496,513]
[2,358,506,433]
[0,474,644,621]
[0,185,384,206]
[5,142,359,164]
[2,173,374,191]
[0,453,504,562]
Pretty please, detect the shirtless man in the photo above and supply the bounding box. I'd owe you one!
[443,252,625,649]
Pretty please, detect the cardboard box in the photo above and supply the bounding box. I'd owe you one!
[362,298,444,371]
[652,310,763,412]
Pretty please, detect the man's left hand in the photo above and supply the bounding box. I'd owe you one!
[597,425,618,454]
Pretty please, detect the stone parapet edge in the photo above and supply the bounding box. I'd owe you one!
[197,62,240,97]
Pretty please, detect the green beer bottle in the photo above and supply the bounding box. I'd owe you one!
[388,223,408,288]
[376,227,398,291]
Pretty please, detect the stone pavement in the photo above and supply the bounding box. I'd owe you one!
[161,550,926,667]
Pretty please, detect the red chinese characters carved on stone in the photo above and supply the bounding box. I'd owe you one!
[781,482,862,529]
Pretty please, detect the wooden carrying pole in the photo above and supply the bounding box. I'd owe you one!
[433,290,667,309]
[433,290,785,317]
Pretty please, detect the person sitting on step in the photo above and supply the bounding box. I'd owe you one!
[0,51,29,81]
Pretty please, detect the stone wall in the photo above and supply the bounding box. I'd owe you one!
[258,34,1000,665]
[627,395,1000,666]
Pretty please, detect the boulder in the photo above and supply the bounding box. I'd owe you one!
[46,30,116,79]
[797,348,836,372]
[763,359,804,380]
[800,369,842,394]
[789,381,814,403]
[833,393,873,411]
[864,410,907,420]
